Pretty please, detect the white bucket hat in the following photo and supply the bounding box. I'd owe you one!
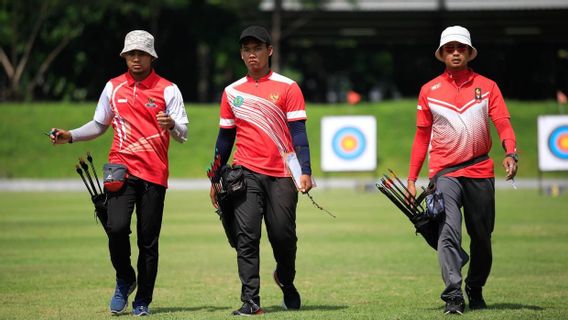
[435,26,477,62]
[120,30,158,59]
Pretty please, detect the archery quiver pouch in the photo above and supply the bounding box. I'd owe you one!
[220,165,246,198]
[103,163,128,192]
[424,154,489,220]
[214,165,247,249]
[91,193,109,233]
[424,186,445,220]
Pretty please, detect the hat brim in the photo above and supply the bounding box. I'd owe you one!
[435,41,477,62]
[239,35,270,44]
[120,45,158,59]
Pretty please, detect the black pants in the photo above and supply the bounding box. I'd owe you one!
[233,169,299,303]
[106,176,166,307]
[437,176,495,301]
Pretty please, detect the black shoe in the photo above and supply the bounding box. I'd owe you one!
[273,270,301,310]
[232,300,264,316]
[465,285,487,310]
[444,297,465,315]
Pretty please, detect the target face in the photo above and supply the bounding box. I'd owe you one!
[538,116,568,171]
[332,127,366,160]
[548,126,568,160]
[321,116,376,172]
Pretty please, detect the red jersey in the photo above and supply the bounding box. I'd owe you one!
[414,69,511,179]
[219,71,307,177]
[93,70,188,187]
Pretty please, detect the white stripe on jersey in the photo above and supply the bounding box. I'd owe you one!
[287,110,306,120]
[269,72,296,85]
[427,91,490,113]
[428,100,491,161]
[110,81,129,150]
[226,85,290,153]
[220,118,235,127]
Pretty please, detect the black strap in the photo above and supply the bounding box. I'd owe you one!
[431,154,489,183]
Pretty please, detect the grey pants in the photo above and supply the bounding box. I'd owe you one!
[436,176,495,301]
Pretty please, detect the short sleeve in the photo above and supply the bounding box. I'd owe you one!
[93,82,114,125]
[285,82,307,121]
[219,90,235,128]
[164,84,189,124]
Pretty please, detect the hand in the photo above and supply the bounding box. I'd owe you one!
[299,174,313,193]
[406,180,417,198]
[209,184,219,209]
[157,111,174,130]
[48,128,72,144]
[503,157,518,180]
[406,180,417,204]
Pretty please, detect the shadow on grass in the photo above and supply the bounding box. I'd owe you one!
[428,303,544,312]
[489,303,544,311]
[151,306,229,314]
[263,305,348,313]
[148,304,348,315]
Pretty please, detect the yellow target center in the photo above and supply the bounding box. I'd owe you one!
[560,135,568,150]
[341,136,358,151]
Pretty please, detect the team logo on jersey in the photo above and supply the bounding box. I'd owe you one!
[233,96,244,107]
[475,88,482,101]
[431,83,441,91]
[145,97,157,108]
[269,93,280,103]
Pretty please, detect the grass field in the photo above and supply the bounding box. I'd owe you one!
[1,189,567,319]
[2,100,566,179]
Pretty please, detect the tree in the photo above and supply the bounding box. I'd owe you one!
[0,0,109,101]
[269,0,346,72]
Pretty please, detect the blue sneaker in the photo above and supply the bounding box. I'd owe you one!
[109,279,136,315]
[132,305,150,316]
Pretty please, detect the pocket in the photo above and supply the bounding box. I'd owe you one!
[103,163,128,192]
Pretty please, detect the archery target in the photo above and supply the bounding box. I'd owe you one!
[538,115,568,171]
[332,127,366,160]
[548,126,568,159]
[321,116,376,172]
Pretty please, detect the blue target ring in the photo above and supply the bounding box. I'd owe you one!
[548,125,568,160]
[332,127,366,160]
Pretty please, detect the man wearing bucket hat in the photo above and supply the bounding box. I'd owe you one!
[49,30,188,316]
[405,26,518,314]
[209,25,312,316]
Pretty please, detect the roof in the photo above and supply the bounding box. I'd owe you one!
[260,0,568,11]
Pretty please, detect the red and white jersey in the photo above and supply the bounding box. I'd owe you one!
[219,71,307,177]
[416,70,510,178]
[93,70,188,187]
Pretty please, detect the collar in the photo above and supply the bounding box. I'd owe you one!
[246,70,272,82]
[125,69,159,88]
[443,68,474,86]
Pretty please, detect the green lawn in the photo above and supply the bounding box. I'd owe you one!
[0,189,567,319]
[2,100,566,179]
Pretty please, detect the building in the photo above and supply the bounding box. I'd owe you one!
[247,0,568,101]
